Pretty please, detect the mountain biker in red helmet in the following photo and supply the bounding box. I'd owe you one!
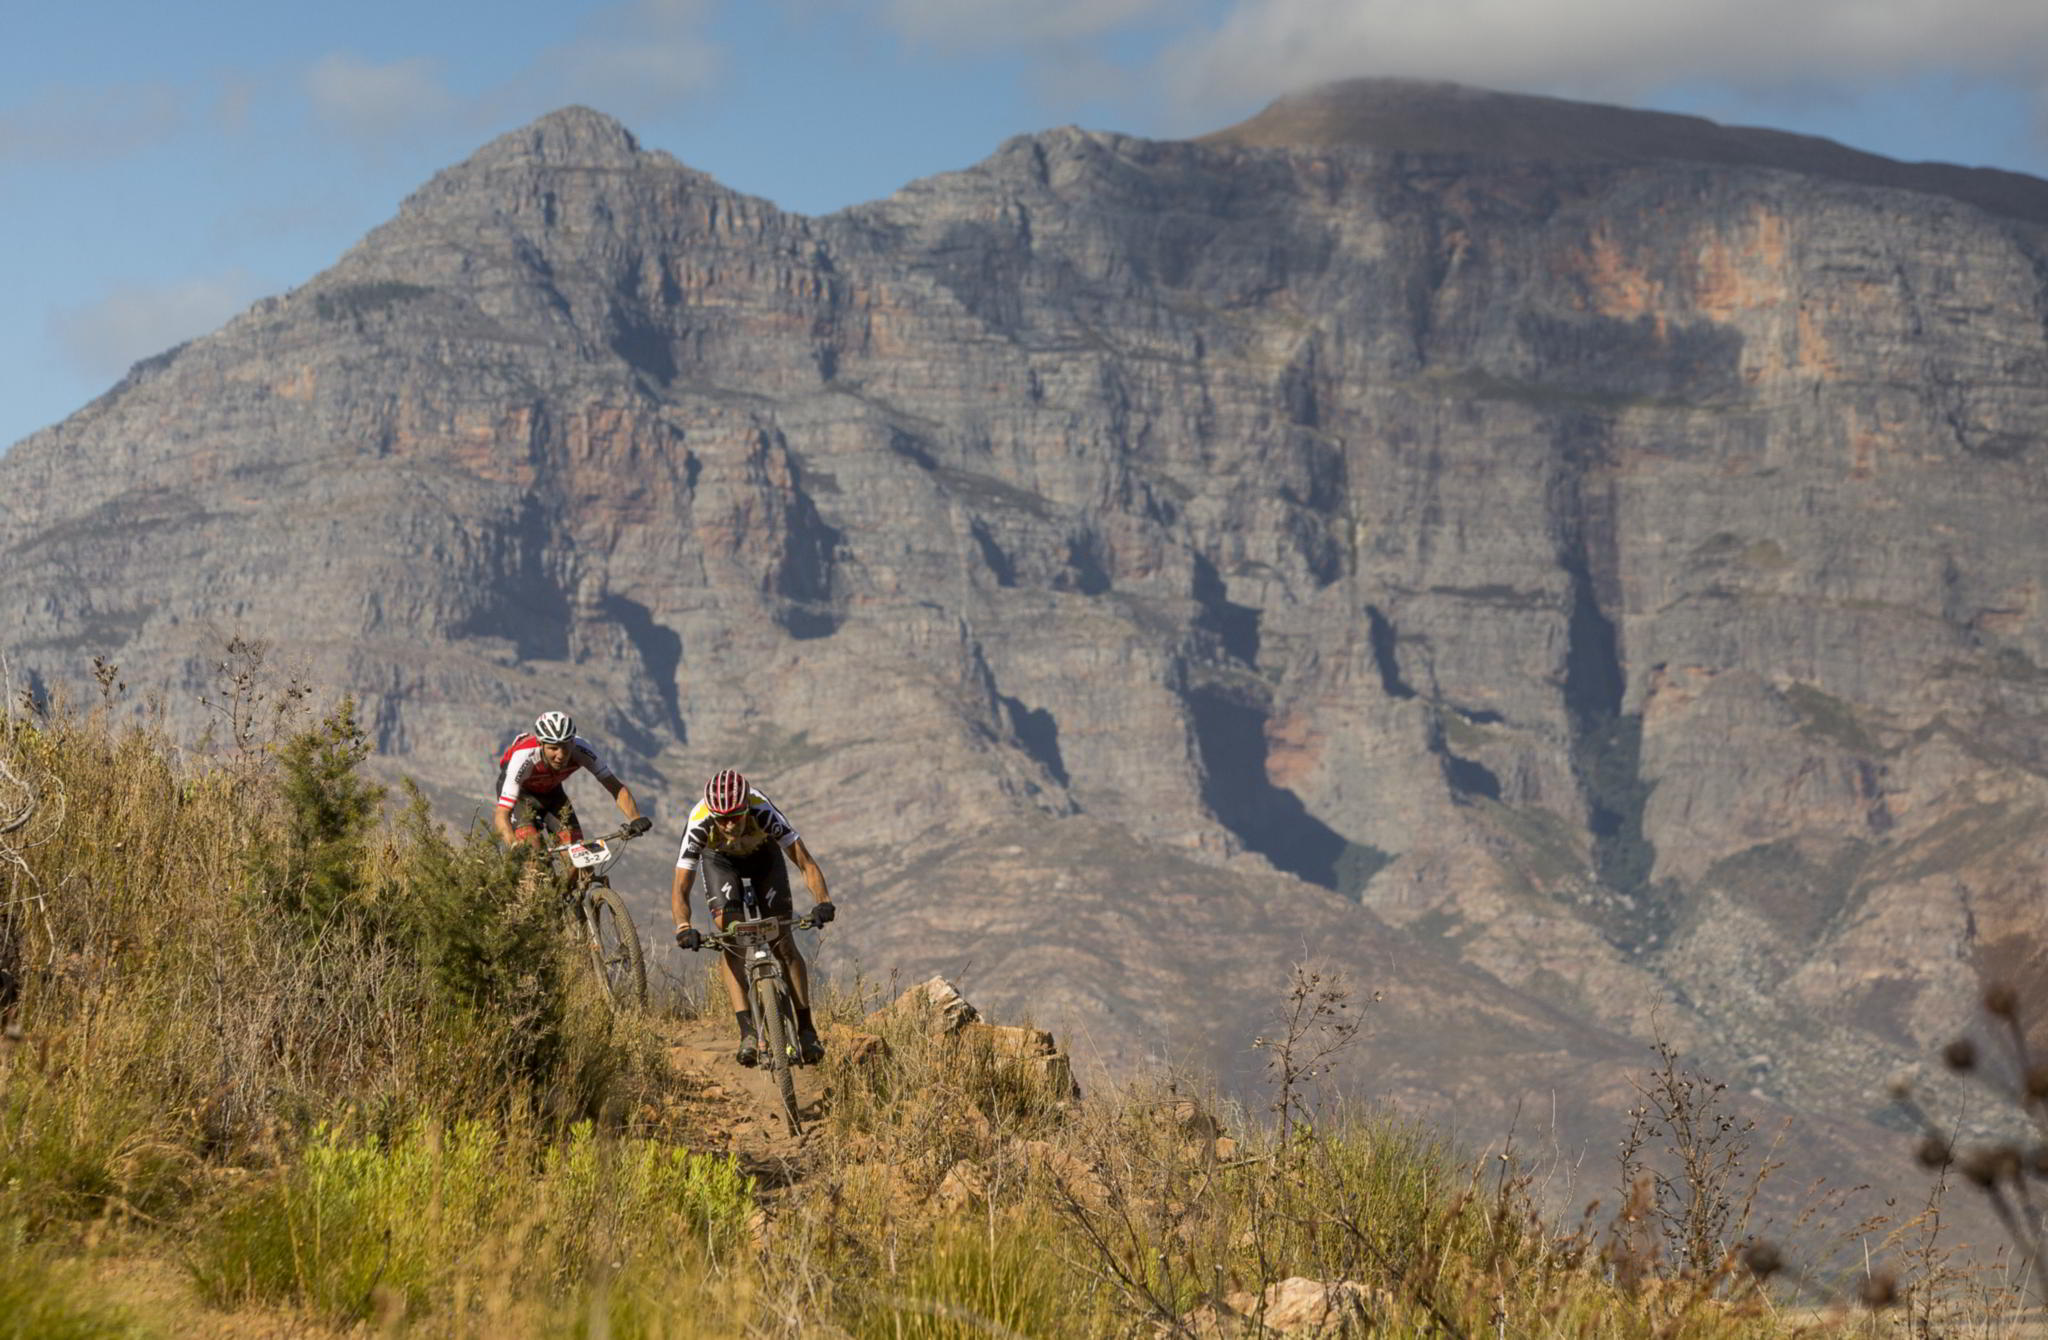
[671,768,835,1065]
[492,710,650,848]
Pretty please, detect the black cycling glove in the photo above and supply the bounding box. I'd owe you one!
[810,900,836,925]
[623,816,653,837]
[675,926,703,951]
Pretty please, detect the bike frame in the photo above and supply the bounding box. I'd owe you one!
[545,824,648,1011]
[548,826,620,913]
[705,879,814,997]
[709,915,817,1008]
[702,879,820,1136]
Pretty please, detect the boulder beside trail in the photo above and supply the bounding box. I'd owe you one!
[870,976,981,1032]
[869,978,1079,1096]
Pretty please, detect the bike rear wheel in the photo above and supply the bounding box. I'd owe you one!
[753,976,802,1137]
[586,884,647,1011]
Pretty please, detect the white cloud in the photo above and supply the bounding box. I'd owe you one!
[0,83,185,162]
[543,0,724,114]
[881,0,1178,52]
[1163,0,2048,118]
[49,273,264,383]
[305,52,459,144]
[293,2,724,151]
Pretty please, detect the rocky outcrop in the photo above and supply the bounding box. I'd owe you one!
[1181,1278,1389,1337]
[7,83,2048,1186]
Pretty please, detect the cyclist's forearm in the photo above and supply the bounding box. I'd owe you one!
[670,868,696,928]
[790,842,830,903]
[492,808,516,846]
[611,782,642,821]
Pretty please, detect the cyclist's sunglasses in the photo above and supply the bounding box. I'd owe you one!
[710,808,749,823]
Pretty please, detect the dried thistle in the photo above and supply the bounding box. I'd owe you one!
[1858,1271,1899,1309]
[1739,1240,1783,1280]
[1960,1147,2004,1190]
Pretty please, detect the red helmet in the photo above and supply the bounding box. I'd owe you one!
[705,768,751,816]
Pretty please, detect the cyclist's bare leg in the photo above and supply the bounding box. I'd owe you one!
[716,946,750,1014]
[773,938,811,1010]
[707,908,763,1062]
[774,940,823,1059]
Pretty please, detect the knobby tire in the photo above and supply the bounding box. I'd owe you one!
[586,884,647,1011]
[754,976,802,1137]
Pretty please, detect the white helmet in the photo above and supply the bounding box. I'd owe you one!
[534,711,575,744]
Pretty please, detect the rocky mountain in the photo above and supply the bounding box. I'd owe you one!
[8,79,2047,1206]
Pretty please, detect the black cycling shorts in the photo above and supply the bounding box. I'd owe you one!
[508,788,581,842]
[701,845,793,925]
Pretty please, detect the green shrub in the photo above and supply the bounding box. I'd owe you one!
[383,782,643,1115]
[390,787,550,1002]
[850,1215,1086,1340]
[257,697,384,933]
[190,1118,755,1325]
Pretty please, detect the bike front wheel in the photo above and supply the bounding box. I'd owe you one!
[753,976,802,1137]
[586,884,647,1011]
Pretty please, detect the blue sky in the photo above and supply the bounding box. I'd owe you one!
[7,0,2048,453]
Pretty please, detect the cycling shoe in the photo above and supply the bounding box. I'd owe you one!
[799,1031,825,1065]
[735,1043,760,1068]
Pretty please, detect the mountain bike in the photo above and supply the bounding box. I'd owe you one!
[545,824,649,1012]
[701,879,822,1137]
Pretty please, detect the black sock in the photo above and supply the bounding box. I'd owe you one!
[735,1010,755,1041]
[797,1005,815,1034]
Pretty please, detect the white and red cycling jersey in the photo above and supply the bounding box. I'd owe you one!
[494,732,619,810]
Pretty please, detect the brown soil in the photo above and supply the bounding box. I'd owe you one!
[657,1012,835,1171]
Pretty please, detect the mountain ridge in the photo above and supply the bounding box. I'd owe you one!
[1204,78,2048,227]
[7,79,2047,1209]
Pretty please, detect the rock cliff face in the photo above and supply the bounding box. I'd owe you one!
[8,80,2048,1178]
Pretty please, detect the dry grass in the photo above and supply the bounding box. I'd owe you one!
[0,692,2027,1335]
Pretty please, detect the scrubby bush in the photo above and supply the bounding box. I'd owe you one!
[0,692,1960,1335]
[190,1118,753,1325]
[256,697,383,933]
[0,698,650,1221]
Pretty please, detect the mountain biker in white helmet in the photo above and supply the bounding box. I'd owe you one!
[492,710,650,848]
[671,767,835,1066]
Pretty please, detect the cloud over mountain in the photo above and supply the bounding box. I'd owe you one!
[301,0,722,149]
[0,82,185,162]
[543,0,724,114]
[878,0,1177,51]
[1164,0,2048,120]
[306,54,460,144]
[48,271,261,382]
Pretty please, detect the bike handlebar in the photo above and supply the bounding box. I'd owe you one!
[545,823,647,856]
[688,914,823,950]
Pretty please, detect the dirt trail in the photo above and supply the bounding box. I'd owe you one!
[655,1013,839,1172]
